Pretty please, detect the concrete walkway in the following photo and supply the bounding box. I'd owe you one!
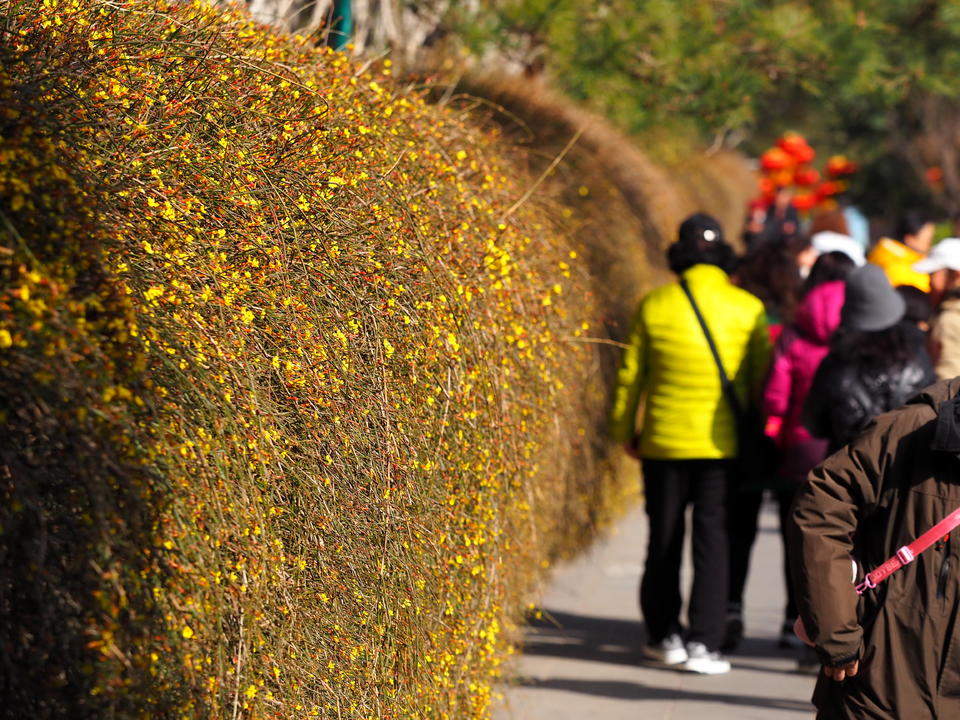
[495,500,817,719]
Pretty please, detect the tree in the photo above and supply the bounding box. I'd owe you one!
[456,0,960,215]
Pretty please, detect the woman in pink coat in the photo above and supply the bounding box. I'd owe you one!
[764,257,849,653]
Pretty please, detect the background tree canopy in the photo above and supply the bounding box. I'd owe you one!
[454,0,960,217]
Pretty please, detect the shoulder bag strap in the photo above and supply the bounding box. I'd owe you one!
[679,277,745,421]
[856,505,960,594]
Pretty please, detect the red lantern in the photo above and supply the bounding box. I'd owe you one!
[778,132,806,152]
[817,180,845,199]
[770,169,795,188]
[826,155,858,177]
[793,192,817,212]
[778,132,815,164]
[794,166,821,187]
[792,144,815,165]
[760,147,794,171]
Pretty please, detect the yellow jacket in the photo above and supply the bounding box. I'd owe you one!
[867,238,930,292]
[610,264,771,459]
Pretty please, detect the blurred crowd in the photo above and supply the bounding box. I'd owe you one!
[610,202,960,676]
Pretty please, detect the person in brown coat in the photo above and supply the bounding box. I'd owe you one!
[790,377,960,719]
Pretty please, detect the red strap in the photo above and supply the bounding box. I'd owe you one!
[856,506,960,595]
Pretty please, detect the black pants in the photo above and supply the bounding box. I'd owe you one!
[727,486,798,622]
[640,459,730,651]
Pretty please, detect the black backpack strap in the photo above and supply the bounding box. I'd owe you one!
[679,277,745,421]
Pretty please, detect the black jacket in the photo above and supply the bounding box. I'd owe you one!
[804,325,935,450]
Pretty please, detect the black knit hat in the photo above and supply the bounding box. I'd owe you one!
[668,213,733,274]
[679,213,724,246]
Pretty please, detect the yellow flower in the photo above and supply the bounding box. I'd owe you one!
[182,626,194,639]
[0,329,11,348]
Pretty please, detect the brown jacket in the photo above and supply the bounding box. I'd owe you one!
[790,378,960,719]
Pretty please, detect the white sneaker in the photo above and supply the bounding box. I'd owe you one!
[641,633,688,665]
[683,642,731,674]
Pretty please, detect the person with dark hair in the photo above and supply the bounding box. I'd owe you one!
[761,271,848,657]
[723,248,858,654]
[721,239,803,650]
[803,251,857,296]
[734,241,802,334]
[796,270,936,680]
[611,213,771,674]
[896,285,932,330]
[868,210,936,292]
[667,212,737,274]
[743,188,801,252]
[804,264,935,453]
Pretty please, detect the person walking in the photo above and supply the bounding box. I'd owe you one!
[914,238,960,380]
[722,240,805,651]
[610,213,771,675]
[722,250,855,653]
[789,378,960,719]
[735,238,803,340]
[743,188,800,250]
[867,210,936,292]
[761,264,850,651]
[804,264,935,453]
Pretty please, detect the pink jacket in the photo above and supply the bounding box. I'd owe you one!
[763,280,846,447]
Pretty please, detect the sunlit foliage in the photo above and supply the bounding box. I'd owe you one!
[0,0,609,716]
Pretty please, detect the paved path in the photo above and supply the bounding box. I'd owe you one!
[495,500,817,719]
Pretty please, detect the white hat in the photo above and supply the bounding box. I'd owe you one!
[914,238,960,274]
[811,231,866,266]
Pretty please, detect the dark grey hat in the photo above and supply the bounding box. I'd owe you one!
[840,264,906,332]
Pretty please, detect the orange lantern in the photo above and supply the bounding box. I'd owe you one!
[826,155,858,177]
[793,192,817,211]
[760,147,794,171]
[778,132,815,164]
[794,166,821,187]
[816,180,845,199]
[770,168,795,187]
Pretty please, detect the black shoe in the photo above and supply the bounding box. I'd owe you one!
[779,619,803,649]
[721,609,744,652]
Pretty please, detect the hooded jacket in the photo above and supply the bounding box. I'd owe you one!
[609,263,771,459]
[790,379,960,719]
[764,281,845,447]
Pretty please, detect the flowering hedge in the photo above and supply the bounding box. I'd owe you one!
[0,0,616,719]
[0,0,609,717]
